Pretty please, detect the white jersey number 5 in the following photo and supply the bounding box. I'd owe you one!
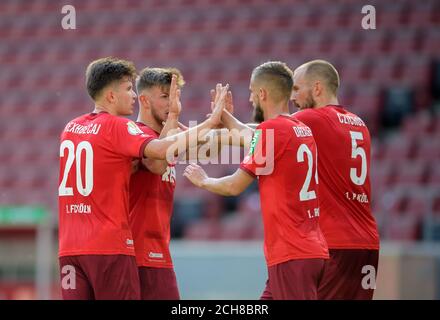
[350,131,367,186]
[59,140,94,196]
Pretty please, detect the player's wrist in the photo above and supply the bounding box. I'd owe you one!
[203,117,215,129]
[207,113,223,128]
[199,177,210,189]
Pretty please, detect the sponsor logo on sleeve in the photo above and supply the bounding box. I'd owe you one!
[248,130,262,155]
[127,121,144,135]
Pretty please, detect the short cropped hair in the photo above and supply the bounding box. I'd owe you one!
[85,57,137,100]
[300,60,340,95]
[136,67,185,93]
[251,61,294,103]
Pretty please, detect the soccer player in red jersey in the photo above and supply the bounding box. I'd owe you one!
[129,67,185,300]
[184,61,329,300]
[291,60,380,300]
[58,57,228,299]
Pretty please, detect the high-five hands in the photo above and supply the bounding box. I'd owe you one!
[168,74,181,117]
[207,83,229,128]
[210,88,234,114]
[208,85,233,129]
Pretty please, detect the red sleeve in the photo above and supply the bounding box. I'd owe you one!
[240,123,276,177]
[111,118,156,159]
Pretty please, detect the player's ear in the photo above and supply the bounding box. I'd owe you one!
[258,87,267,101]
[103,87,116,104]
[290,89,295,101]
[139,94,151,109]
[313,81,323,97]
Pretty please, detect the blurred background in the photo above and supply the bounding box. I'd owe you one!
[0,0,439,299]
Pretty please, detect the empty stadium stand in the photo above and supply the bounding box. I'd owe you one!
[0,0,439,242]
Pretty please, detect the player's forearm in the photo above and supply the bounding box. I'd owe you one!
[144,118,217,160]
[222,110,252,132]
[200,176,239,196]
[192,128,251,155]
[147,113,180,169]
[221,111,254,148]
[141,158,168,175]
[178,144,215,161]
[174,129,219,161]
[245,123,258,130]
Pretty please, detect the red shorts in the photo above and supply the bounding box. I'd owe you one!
[138,267,180,300]
[59,255,140,300]
[260,258,325,300]
[318,249,379,300]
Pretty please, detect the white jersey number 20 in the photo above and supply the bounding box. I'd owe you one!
[59,140,94,196]
[349,131,367,186]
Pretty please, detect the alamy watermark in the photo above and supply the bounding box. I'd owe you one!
[61,5,76,30]
[61,4,376,31]
[61,265,76,290]
[361,264,377,290]
[164,123,275,176]
[361,5,376,30]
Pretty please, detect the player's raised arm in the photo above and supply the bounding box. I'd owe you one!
[140,74,182,174]
[221,110,254,148]
[183,163,254,196]
[159,74,181,138]
[208,88,254,148]
[143,83,229,160]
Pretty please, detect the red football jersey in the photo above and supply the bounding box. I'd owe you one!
[240,115,329,267]
[58,112,154,257]
[129,123,176,268]
[292,105,380,249]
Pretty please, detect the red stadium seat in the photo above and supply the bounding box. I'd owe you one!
[400,56,432,89]
[301,33,327,54]
[433,114,440,133]
[358,30,388,57]
[401,110,434,138]
[433,196,440,216]
[414,138,440,161]
[427,164,440,187]
[381,134,416,160]
[408,1,439,28]
[368,58,401,85]
[183,219,222,240]
[423,29,440,55]
[330,31,362,56]
[377,3,410,29]
[349,85,383,132]
[384,210,421,241]
[340,58,369,82]
[389,29,419,55]
[392,161,428,188]
[372,188,406,214]
[405,189,436,218]
[370,160,395,189]
[316,4,346,30]
[219,214,254,240]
